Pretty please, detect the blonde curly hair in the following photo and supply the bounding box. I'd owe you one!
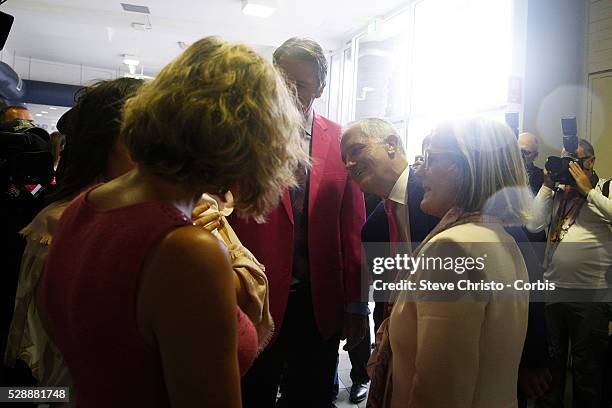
[121,37,307,222]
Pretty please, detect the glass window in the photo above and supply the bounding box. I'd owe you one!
[354,11,412,122]
[410,0,513,116]
[340,47,355,125]
[328,53,342,122]
[349,0,514,161]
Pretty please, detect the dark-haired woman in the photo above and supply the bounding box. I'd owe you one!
[4,78,144,392]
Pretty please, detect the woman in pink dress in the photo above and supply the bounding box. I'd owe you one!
[38,36,306,407]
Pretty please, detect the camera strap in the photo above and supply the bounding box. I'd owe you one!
[549,194,584,243]
[603,179,611,198]
[544,191,585,270]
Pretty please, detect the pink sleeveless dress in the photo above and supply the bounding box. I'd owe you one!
[41,189,257,407]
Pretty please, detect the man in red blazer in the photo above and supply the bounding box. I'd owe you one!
[232,37,366,408]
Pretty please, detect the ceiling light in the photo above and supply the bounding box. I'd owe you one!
[242,0,277,17]
[131,22,150,31]
[41,111,48,114]
[49,107,57,110]
[35,113,42,117]
[121,3,151,14]
[123,72,155,80]
[122,55,140,66]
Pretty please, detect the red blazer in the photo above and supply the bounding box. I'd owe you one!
[231,113,365,341]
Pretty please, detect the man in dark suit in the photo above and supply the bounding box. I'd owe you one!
[518,132,544,196]
[341,118,438,332]
[516,131,551,406]
[232,38,366,408]
[505,226,551,408]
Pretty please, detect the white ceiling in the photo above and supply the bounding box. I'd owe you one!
[2,0,411,76]
[25,102,70,133]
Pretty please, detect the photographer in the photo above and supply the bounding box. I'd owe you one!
[518,132,544,195]
[0,119,50,232]
[0,119,50,385]
[527,138,612,408]
[0,105,33,123]
[0,105,34,122]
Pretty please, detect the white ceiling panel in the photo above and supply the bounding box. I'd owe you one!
[2,0,412,75]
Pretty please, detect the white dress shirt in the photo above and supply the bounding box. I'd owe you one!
[387,164,412,244]
[388,164,410,205]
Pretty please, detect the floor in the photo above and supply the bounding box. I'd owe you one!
[334,303,376,408]
[333,310,577,408]
[335,340,368,408]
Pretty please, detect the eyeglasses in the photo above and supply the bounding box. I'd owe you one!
[521,149,536,158]
[423,150,462,170]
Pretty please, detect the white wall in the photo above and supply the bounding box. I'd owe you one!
[588,0,612,73]
[0,48,121,86]
[586,0,612,178]
[523,0,589,167]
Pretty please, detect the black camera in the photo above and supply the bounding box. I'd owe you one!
[544,117,580,185]
[545,156,578,185]
[0,119,53,235]
[0,119,53,192]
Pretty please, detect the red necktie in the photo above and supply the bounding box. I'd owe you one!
[384,199,399,319]
[384,199,399,253]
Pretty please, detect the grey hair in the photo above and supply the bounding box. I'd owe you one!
[578,138,595,157]
[273,37,328,89]
[432,118,532,225]
[342,117,405,155]
[518,132,539,152]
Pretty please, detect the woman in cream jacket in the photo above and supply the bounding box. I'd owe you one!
[369,118,533,408]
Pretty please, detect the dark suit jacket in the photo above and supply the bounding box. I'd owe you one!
[526,163,544,197]
[361,168,438,246]
[505,226,550,369]
[361,169,438,308]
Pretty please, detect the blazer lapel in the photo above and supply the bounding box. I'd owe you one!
[308,113,331,217]
[281,189,293,224]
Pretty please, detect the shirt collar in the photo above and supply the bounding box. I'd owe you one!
[388,164,410,205]
[304,109,314,137]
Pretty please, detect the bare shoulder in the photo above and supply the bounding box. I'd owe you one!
[146,225,232,286]
[135,225,240,407]
[157,225,228,257]
[137,225,235,339]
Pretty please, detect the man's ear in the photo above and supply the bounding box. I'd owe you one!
[385,134,401,157]
[587,156,596,171]
[315,85,324,99]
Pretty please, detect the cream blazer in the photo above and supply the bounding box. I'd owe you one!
[389,222,528,408]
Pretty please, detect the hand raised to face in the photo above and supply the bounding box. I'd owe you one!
[568,161,593,195]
